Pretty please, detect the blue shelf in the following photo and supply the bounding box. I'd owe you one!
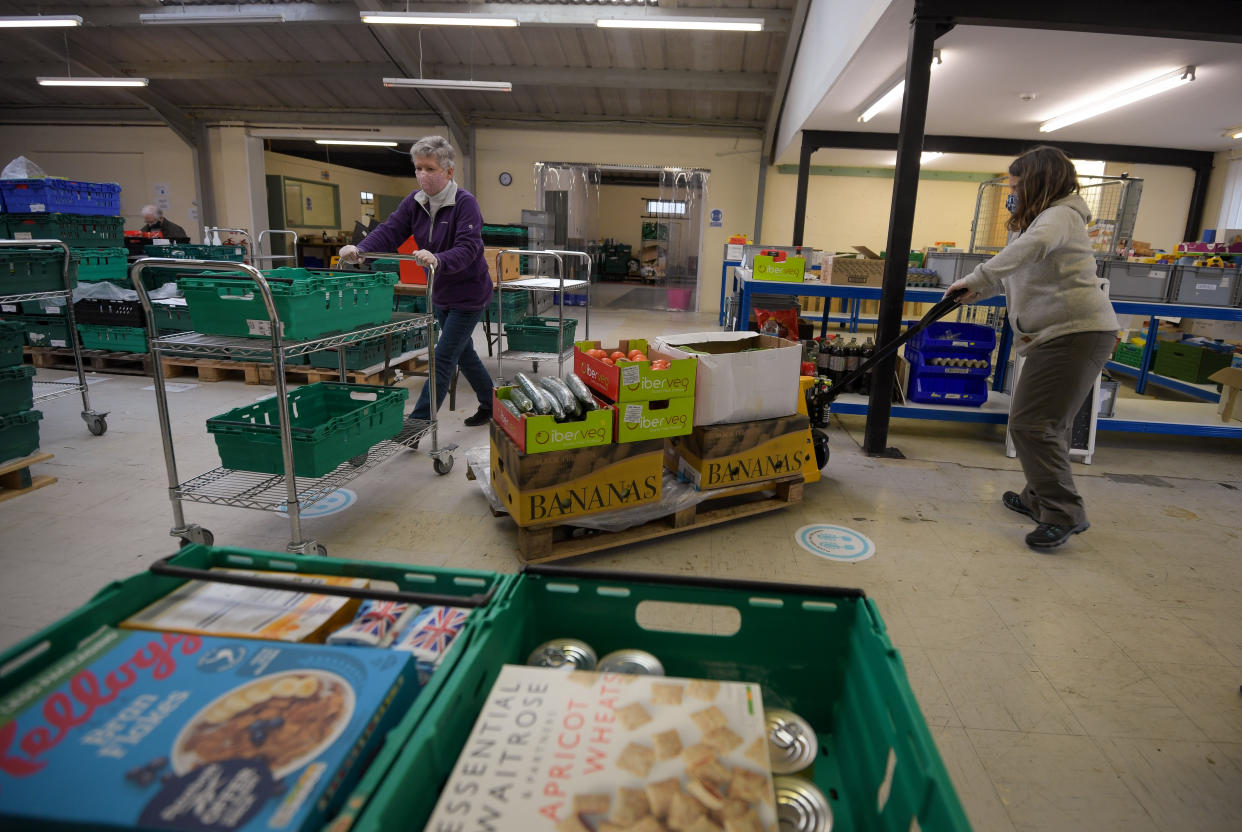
[1105,361,1220,403]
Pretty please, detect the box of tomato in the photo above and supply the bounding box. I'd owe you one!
[573,338,697,403]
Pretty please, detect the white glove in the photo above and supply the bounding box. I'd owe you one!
[413,249,438,269]
[337,244,361,265]
[946,278,982,304]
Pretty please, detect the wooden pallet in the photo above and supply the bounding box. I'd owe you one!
[160,353,424,386]
[509,474,804,563]
[0,452,56,504]
[26,346,152,376]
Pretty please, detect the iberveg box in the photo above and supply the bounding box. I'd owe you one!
[665,413,816,490]
[613,395,695,443]
[490,422,663,526]
[492,386,613,454]
[573,339,697,403]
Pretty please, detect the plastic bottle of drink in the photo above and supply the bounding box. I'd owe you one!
[816,335,832,379]
[828,337,847,389]
[860,337,876,395]
[843,338,860,392]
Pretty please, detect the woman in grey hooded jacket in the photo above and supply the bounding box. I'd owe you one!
[948,146,1119,550]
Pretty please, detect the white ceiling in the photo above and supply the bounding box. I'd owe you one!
[780,5,1242,166]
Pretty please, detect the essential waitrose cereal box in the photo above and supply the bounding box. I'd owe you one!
[0,628,418,831]
[424,665,776,832]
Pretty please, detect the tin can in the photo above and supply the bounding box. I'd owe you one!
[597,649,664,676]
[527,638,597,670]
[766,709,818,775]
[774,776,832,832]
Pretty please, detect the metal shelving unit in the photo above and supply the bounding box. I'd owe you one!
[494,249,591,380]
[0,239,109,435]
[132,253,453,555]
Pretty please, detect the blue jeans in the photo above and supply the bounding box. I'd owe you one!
[409,305,494,419]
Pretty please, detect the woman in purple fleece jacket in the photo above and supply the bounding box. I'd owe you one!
[339,136,495,427]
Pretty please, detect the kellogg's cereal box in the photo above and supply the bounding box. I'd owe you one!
[0,628,418,831]
[423,665,776,832]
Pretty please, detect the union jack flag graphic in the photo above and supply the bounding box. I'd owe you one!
[397,606,469,663]
[328,600,414,646]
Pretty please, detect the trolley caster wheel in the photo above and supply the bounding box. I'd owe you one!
[314,544,328,557]
[178,528,214,548]
[349,452,368,467]
[812,428,830,470]
[433,456,454,476]
[86,414,108,436]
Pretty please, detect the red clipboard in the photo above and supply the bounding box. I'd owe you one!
[397,236,428,284]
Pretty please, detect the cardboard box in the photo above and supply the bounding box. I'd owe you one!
[574,339,697,403]
[484,246,522,282]
[493,386,613,453]
[653,332,802,426]
[613,395,695,443]
[0,629,418,831]
[752,254,806,282]
[120,569,368,643]
[665,414,815,490]
[1209,367,1242,423]
[825,255,886,287]
[424,665,777,830]
[490,423,663,525]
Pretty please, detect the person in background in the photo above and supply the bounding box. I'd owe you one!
[338,136,494,427]
[947,145,1119,551]
[140,205,189,241]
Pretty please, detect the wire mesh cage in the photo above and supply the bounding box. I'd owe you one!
[969,174,1143,257]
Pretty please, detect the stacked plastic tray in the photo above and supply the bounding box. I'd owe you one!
[905,321,997,407]
[0,320,40,464]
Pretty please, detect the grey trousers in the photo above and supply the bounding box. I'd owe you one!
[1010,330,1116,527]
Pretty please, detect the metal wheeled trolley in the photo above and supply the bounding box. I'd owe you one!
[494,248,590,380]
[132,253,454,556]
[0,239,109,435]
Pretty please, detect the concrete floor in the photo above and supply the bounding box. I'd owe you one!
[1,307,1239,831]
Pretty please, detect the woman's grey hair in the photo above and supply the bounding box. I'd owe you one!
[141,204,163,218]
[410,135,455,170]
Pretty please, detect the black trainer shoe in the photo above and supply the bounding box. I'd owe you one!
[1025,522,1090,550]
[463,408,492,427]
[1002,491,1038,521]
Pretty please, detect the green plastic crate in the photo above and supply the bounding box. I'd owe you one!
[0,408,42,463]
[181,267,399,340]
[206,381,409,477]
[0,544,511,830]
[0,247,77,294]
[1153,340,1233,384]
[0,320,25,366]
[308,336,403,370]
[72,247,128,282]
[13,314,71,348]
[144,243,246,261]
[1,296,65,317]
[393,293,426,313]
[2,213,124,247]
[0,364,36,415]
[487,290,530,324]
[1112,341,1146,368]
[354,568,971,832]
[150,300,193,331]
[76,323,148,354]
[504,315,578,353]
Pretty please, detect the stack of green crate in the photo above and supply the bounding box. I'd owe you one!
[487,290,529,324]
[0,247,76,350]
[1153,340,1233,384]
[0,320,41,464]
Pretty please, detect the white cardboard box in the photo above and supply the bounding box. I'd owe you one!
[654,331,802,426]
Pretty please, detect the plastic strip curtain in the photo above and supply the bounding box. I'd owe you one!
[657,167,709,311]
[532,162,599,283]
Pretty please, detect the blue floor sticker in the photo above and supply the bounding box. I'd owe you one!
[277,488,357,518]
[795,524,876,562]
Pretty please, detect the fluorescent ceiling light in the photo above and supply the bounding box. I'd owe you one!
[384,77,512,93]
[921,152,943,163]
[858,50,943,123]
[315,139,398,147]
[361,12,518,27]
[1040,66,1195,133]
[38,77,149,88]
[597,17,762,32]
[1231,129,1242,140]
[0,15,81,28]
[139,12,285,25]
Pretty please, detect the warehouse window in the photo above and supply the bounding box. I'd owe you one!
[1219,155,1242,229]
[644,199,687,217]
[360,191,374,203]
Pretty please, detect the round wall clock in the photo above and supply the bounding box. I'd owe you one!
[499,171,513,186]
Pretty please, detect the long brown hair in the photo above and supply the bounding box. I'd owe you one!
[1008,146,1080,233]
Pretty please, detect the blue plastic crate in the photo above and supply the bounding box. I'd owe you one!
[905,345,991,376]
[907,321,997,353]
[561,292,588,306]
[0,179,120,216]
[907,370,989,407]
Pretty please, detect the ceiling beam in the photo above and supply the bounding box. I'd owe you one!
[15,33,197,146]
[0,62,773,93]
[763,0,811,164]
[46,3,790,31]
[914,0,1242,43]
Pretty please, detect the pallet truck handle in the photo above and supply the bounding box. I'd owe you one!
[149,556,497,608]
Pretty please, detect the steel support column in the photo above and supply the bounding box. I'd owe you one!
[863,13,943,456]
[792,140,813,246]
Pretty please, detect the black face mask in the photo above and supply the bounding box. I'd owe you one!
[1005,192,1018,213]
